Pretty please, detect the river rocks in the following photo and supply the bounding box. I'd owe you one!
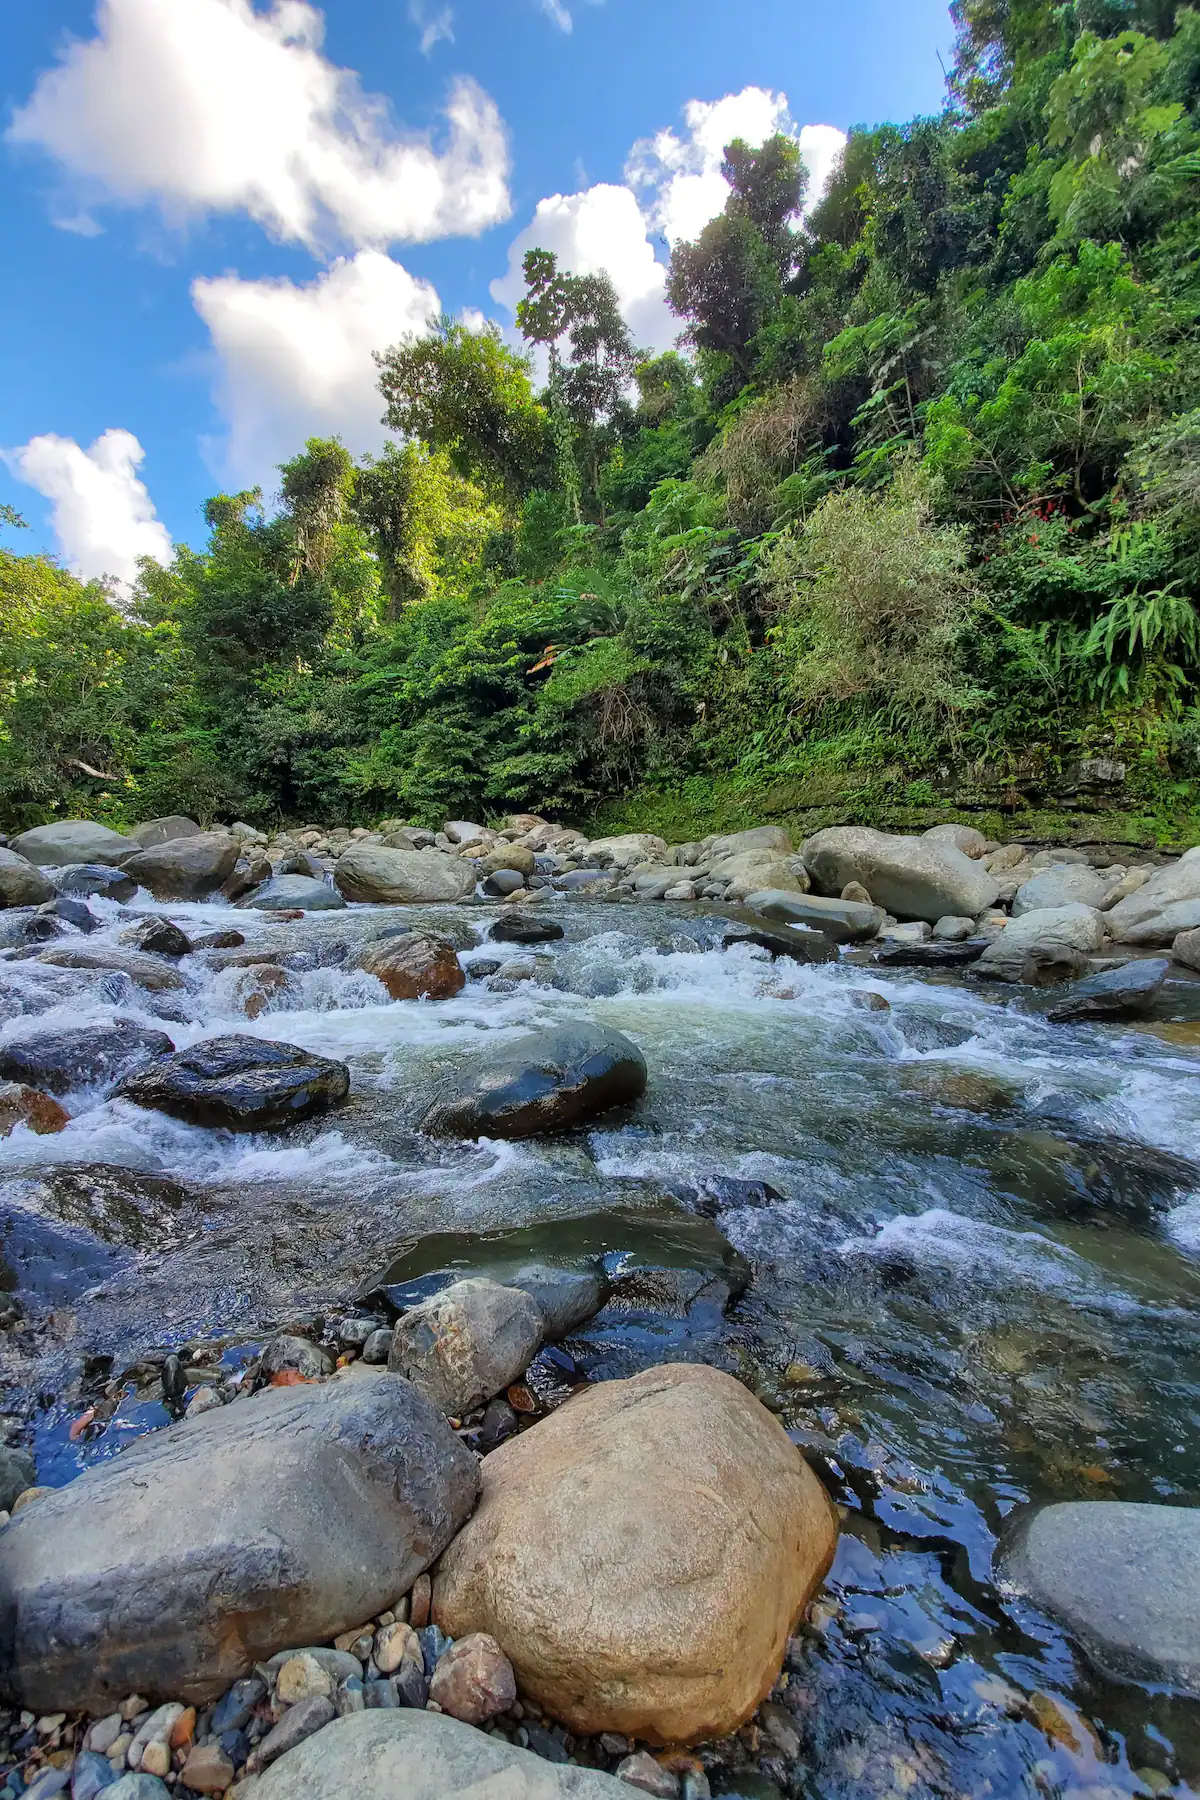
[444,820,488,846]
[585,834,668,869]
[707,825,793,859]
[932,914,975,940]
[1012,864,1111,916]
[0,1081,69,1136]
[481,844,535,877]
[120,918,194,957]
[427,1633,516,1725]
[1106,849,1200,945]
[334,845,477,905]
[0,1021,173,1094]
[922,823,989,858]
[435,1365,836,1743]
[742,889,883,944]
[37,946,186,990]
[252,1710,626,1798]
[420,1023,646,1139]
[0,849,54,909]
[802,827,999,923]
[237,874,345,912]
[179,1744,235,1793]
[130,816,201,849]
[489,914,565,945]
[1170,925,1200,970]
[484,868,526,897]
[357,932,465,1000]
[223,854,272,903]
[260,1333,334,1381]
[244,1695,336,1773]
[119,834,239,901]
[0,1448,36,1514]
[0,1373,479,1711]
[53,863,138,901]
[974,904,1106,981]
[114,1034,350,1130]
[1045,958,1169,1021]
[10,821,134,868]
[713,854,808,902]
[1000,1502,1200,1695]
[721,918,836,964]
[389,1277,543,1413]
[873,939,986,967]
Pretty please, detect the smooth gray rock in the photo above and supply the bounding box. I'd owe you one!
[706,825,794,859]
[118,833,239,900]
[1013,864,1111,917]
[103,1779,169,1800]
[334,845,476,905]
[0,849,54,910]
[129,816,201,849]
[974,904,1105,981]
[114,1033,349,1130]
[420,1022,646,1139]
[922,823,988,858]
[36,945,186,990]
[1046,958,1169,1021]
[742,889,883,945]
[801,826,999,923]
[52,864,137,902]
[505,1262,605,1339]
[0,1373,479,1711]
[252,1708,626,1798]
[389,1277,543,1414]
[1106,848,1200,945]
[259,1334,334,1380]
[237,874,346,912]
[10,821,134,869]
[1000,1501,1200,1695]
[0,1021,174,1095]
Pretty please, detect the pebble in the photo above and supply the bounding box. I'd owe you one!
[335,1677,364,1717]
[104,1779,171,1800]
[184,1388,223,1420]
[363,1680,399,1709]
[210,1679,264,1737]
[361,1329,393,1364]
[274,1653,332,1705]
[179,1744,235,1794]
[616,1752,679,1796]
[12,1486,53,1513]
[243,1696,335,1774]
[373,1621,420,1675]
[71,1749,118,1799]
[427,1633,516,1726]
[119,1698,148,1724]
[417,1624,450,1677]
[409,1573,431,1629]
[36,1715,67,1736]
[138,1742,169,1778]
[22,1770,69,1800]
[170,1706,197,1750]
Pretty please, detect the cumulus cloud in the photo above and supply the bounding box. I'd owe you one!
[409,0,454,55]
[3,429,172,588]
[8,0,511,252]
[192,249,440,483]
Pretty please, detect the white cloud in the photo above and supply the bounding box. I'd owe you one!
[192,249,440,483]
[539,0,573,28]
[3,429,172,588]
[409,0,453,55]
[9,0,511,252]
[798,124,848,210]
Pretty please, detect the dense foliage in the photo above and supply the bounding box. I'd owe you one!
[5,1,1200,834]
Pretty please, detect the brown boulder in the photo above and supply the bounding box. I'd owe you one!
[432,1363,837,1744]
[427,1632,516,1725]
[358,932,466,1001]
[0,1083,68,1138]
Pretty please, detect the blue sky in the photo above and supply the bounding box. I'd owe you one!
[0,0,954,582]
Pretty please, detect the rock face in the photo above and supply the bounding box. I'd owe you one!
[252,1710,626,1799]
[52,864,137,901]
[334,845,477,905]
[130,816,201,849]
[1045,958,1169,1021]
[0,1373,479,1712]
[119,834,240,901]
[388,1278,543,1414]
[1000,1502,1200,1696]
[433,1363,838,1744]
[10,821,134,868]
[1106,849,1200,944]
[238,875,346,912]
[357,932,465,1001]
[114,1034,350,1130]
[802,826,999,924]
[37,946,186,990]
[0,1022,173,1095]
[974,904,1105,981]
[1012,864,1111,916]
[420,1023,647,1139]
[0,849,54,909]
[743,889,883,944]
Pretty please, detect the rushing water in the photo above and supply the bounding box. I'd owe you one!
[2,892,1199,1798]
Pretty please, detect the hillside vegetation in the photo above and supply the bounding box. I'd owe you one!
[5,0,1200,841]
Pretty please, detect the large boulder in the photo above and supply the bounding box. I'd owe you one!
[743,889,883,944]
[710,852,809,900]
[974,904,1105,981]
[420,1023,646,1139]
[583,834,668,870]
[1106,849,1200,945]
[480,844,535,877]
[1045,958,1169,1022]
[119,833,239,900]
[0,850,53,910]
[52,863,137,901]
[334,845,477,905]
[0,1022,173,1095]
[0,1373,479,1712]
[36,946,186,990]
[357,932,465,1000]
[1013,864,1112,916]
[9,821,134,868]
[129,816,201,849]
[114,1034,350,1130]
[801,826,999,924]
[389,1277,543,1414]
[1000,1502,1200,1696]
[707,825,794,859]
[237,875,346,912]
[433,1364,837,1744]
[252,1710,625,1799]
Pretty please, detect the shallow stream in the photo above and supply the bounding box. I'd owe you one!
[2,893,1199,1799]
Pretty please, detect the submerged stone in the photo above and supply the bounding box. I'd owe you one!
[0,1021,174,1095]
[1045,958,1169,1022]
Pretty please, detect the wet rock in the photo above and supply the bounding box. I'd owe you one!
[259,1333,334,1382]
[1013,864,1111,916]
[0,1082,69,1136]
[802,826,999,924]
[1045,958,1169,1021]
[130,817,201,849]
[1106,849,1200,945]
[114,1033,350,1131]
[898,1066,1020,1114]
[190,930,244,951]
[238,875,345,912]
[872,940,986,968]
[974,905,1105,981]
[1000,1501,1200,1695]
[222,854,271,903]
[10,821,134,869]
[0,1021,174,1094]
[334,846,476,905]
[565,1257,747,1383]
[742,890,883,945]
[488,913,565,945]
[389,1277,543,1414]
[52,863,138,901]
[420,1022,646,1139]
[119,834,240,901]
[120,918,194,957]
[0,1372,479,1711]
[502,1263,605,1338]
[251,1709,626,1797]
[721,919,836,965]
[357,932,465,1001]
[483,869,526,898]
[668,1174,783,1218]
[0,849,54,909]
[0,911,63,948]
[36,946,186,990]
[427,1633,515,1725]
[922,823,988,858]
[433,1363,838,1743]
[0,1448,36,1514]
